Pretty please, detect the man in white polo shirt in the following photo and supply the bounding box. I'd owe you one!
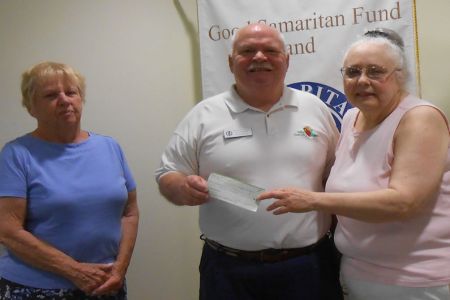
[155,23,341,300]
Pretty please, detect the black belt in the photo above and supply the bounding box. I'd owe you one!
[201,233,330,263]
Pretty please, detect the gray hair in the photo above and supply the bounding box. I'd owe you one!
[229,23,287,55]
[343,28,409,83]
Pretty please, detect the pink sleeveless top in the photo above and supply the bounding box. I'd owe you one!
[326,94,450,286]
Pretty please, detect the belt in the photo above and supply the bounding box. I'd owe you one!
[201,233,330,263]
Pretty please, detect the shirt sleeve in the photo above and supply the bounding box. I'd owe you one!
[113,141,137,192]
[155,130,199,183]
[0,143,28,198]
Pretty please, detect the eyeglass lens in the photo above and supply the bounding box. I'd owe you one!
[342,65,393,80]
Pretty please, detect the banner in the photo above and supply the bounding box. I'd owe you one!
[197,0,418,128]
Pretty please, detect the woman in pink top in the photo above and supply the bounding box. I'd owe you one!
[258,29,450,300]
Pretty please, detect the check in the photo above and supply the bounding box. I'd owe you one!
[207,173,264,212]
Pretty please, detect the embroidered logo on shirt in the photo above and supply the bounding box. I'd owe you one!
[287,81,352,131]
[295,126,318,138]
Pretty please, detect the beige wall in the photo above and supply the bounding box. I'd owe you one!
[0,1,448,299]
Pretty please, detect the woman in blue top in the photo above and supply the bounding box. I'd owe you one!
[0,62,139,299]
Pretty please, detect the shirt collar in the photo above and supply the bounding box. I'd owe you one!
[224,85,299,114]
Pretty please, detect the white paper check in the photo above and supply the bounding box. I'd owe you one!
[207,173,264,212]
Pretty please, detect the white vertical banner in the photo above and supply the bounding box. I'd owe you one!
[197,0,418,129]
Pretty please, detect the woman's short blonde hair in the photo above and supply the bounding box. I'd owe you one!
[21,61,86,111]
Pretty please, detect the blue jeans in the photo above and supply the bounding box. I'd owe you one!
[199,237,343,300]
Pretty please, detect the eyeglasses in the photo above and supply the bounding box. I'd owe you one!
[340,65,401,82]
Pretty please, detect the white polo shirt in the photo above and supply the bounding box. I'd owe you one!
[156,86,339,250]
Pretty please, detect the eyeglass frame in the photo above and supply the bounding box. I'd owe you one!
[340,65,402,82]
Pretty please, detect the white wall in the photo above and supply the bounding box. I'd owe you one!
[415,0,450,106]
[0,1,448,299]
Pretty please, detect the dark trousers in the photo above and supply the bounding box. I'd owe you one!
[199,237,342,300]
